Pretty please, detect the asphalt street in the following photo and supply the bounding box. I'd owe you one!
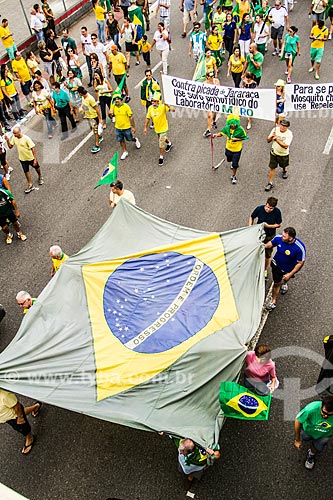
[1,2,333,500]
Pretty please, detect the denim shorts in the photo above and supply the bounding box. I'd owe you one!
[116,127,133,143]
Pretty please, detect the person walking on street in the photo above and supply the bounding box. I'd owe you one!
[93,72,113,128]
[51,82,77,140]
[0,186,27,245]
[78,86,103,153]
[81,27,93,87]
[294,396,333,470]
[281,26,300,83]
[109,95,141,160]
[189,22,206,63]
[265,226,306,311]
[0,389,41,455]
[249,197,282,279]
[203,71,220,137]
[308,19,328,80]
[265,119,293,191]
[0,65,26,122]
[0,19,17,61]
[92,0,107,44]
[11,51,33,105]
[32,80,56,139]
[144,94,174,166]
[140,70,160,113]
[181,0,198,38]
[242,43,264,86]
[108,45,130,101]
[268,0,289,56]
[309,0,328,27]
[151,22,170,75]
[227,46,245,88]
[5,126,44,193]
[212,116,248,184]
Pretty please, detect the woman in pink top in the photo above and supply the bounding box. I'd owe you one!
[244,344,279,396]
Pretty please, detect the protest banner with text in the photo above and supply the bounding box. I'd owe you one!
[285,83,333,112]
[162,75,276,121]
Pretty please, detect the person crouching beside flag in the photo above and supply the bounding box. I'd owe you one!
[244,344,279,396]
[211,115,248,184]
[143,93,174,166]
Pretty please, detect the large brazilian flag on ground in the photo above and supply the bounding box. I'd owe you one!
[0,201,265,447]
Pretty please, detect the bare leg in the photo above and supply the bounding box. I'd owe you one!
[24,171,33,188]
[120,140,127,152]
[268,168,276,184]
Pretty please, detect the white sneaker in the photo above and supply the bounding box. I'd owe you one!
[135,137,141,149]
[280,283,288,295]
[5,173,10,180]
[329,34,332,40]
[120,151,129,160]
[8,166,13,173]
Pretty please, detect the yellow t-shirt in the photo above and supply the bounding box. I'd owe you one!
[110,103,132,130]
[0,72,17,97]
[207,34,222,51]
[237,0,251,19]
[0,25,14,48]
[138,40,151,53]
[0,389,17,423]
[109,52,127,75]
[12,58,31,83]
[52,253,68,273]
[10,134,35,161]
[27,58,40,75]
[311,25,328,49]
[82,93,98,119]
[146,104,169,134]
[206,56,216,73]
[23,298,36,315]
[94,5,106,21]
[229,54,245,73]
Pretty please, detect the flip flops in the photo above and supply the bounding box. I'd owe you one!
[32,402,42,417]
[22,436,35,455]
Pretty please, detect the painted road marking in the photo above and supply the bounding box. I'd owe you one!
[323,125,333,155]
[61,131,93,164]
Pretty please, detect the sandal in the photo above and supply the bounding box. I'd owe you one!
[32,402,42,417]
[22,436,35,455]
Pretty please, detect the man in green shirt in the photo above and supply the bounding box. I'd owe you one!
[242,43,264,85]
[294,396,333,470]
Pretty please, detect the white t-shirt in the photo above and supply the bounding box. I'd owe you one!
[30,14,44,31]
[81,33,93,55]
[91,42,107,66]
[110,189,136,206]
[254,22,269,45]
[311,0,327,14]
[153,29,169,51]
[270,126,293,156]
[269,7,288,29]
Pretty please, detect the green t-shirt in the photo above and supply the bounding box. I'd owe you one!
[284,33,299,54]
[297,401,333,440]
[246,51,264,77]
[0,187,14,217]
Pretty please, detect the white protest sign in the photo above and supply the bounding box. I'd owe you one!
[162,75,276,121]
[285,83,333,112]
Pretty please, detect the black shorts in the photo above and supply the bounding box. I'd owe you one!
[264,234,274,258]
[0,210,17,228]
[225,149,242,169]
[125,41,137,53]
[0,151,7,166]
[329,8,333,18]
[271,261,284,284]
[114,73,127,91]
[269,152,289,169]
[20,160,40,173]
[6,404,31,437]
[21,80,32,96]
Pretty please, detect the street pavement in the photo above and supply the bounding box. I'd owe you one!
[1,3,333,500]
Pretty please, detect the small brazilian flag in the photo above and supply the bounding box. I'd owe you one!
[219,381,272,420]
[94,152,118,189]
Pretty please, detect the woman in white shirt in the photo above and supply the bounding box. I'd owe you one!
[120,17,140,67]
[32,80,56,138]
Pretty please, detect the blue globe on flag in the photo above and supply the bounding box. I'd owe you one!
[238,395,259,415]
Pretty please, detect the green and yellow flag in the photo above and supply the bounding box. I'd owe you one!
[94,152,118,189]
[219,381,272,420]
[193,52,206,82]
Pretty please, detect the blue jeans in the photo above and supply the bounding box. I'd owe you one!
[96,20,106,43]
[35,30,44,43]
[112,32,121,50]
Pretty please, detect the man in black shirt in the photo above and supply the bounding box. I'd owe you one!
[249,196,282,279]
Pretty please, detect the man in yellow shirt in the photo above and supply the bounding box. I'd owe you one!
[309,19,328,80]
[0,19,17,60]
[0,389,41,455]
[49,245,69,277]
[212,116,248,184]
[5,126,44,193]
[16,291,36,314]
[78,86,102,153]
[11,51,32,103]
[108,45,130,102]
[109,95,141,160]
[143,93,174,166]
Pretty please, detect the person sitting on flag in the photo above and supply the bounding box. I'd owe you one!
[211,115,248,184]
[143,93,174,166]
[244,344,279,396]
[109,179,136,208]
[172,436,220,482]
[294,396,333,470]
[49,245,68,277]
[16,291,36,314]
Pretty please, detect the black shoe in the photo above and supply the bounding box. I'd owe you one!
[159,157,164,166]
[165,142,173,153]
[88,82,93,87]
[282,170,288,179]
[181,32,186,38]
[124,96,131,103]
[71,126,77,133]
[265,182,273,191]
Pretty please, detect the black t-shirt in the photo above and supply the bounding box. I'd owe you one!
[40,49,52,62]
[251,204,282,237]
[46,38,60,60]
[107,19,119,37]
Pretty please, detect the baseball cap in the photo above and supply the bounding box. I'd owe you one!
[280,119,290,127]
